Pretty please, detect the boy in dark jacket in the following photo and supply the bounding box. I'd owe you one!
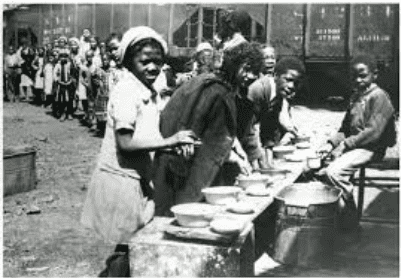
[318,54,396,231]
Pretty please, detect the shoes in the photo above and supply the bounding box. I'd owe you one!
[98,252,130,277]
[338,197,359,232]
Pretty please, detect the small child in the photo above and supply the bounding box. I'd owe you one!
[92,53,113,131]
[53,50,74,121]
[77,50,96,125]
[20,46,36,101]
[43,53,55,108]
[32,47,45,105]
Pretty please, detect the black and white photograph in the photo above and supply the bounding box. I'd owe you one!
[2,2,399,277]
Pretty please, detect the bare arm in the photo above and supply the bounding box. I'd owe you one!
[116,128,195,153]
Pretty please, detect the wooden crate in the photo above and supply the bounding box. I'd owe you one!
[3,145,37,196]
[130,217,255,277]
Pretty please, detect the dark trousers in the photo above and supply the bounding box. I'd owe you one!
[4,71,19,101]
[33,88,44,105]
[56,84,74,118]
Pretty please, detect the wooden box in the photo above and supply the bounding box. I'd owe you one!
[129,217,255,277]
[3,145,37,196]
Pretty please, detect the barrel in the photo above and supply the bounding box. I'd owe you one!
[272,182,341,268]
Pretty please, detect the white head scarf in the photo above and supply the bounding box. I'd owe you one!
[69,37,80,46]
[196,42,213,53]
[118,26,168,64]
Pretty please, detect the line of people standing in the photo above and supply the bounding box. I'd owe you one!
[3,28,124,131]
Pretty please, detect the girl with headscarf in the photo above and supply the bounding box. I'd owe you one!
[80,26,195,277]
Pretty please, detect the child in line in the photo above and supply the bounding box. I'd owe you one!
[32,47,45,105]
[19,46,36,101]
[92,53,114,132]
[43,53,55,108]
[77,50,96,125]
[53,50,74,121]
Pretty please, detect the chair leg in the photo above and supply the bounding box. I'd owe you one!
[357,167,366,222]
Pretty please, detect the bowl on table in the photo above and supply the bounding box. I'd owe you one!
[296,142,312,149]
[202,186,241,205]
[291,135,311,144]
[258,167,290,180]
[210,218,245,235]
[284,153,306,162]
[236,173,272,191]
[273,145,296,159]
[170,203,217,228]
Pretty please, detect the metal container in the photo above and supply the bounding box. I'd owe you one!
[272,182,341,267]
[307,154,322,169]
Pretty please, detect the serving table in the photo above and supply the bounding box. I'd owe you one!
[129,148,315,277]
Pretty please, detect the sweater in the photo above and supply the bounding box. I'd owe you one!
[329,84,396,153]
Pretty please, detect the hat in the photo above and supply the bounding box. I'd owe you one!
[118,26,168,64]
[196,42,213,53]
[69,37,79,45]
[58,36,68,43]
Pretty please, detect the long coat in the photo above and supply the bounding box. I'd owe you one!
[153,73,237,216]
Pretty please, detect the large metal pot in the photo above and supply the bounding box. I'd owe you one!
[272,182,342,267]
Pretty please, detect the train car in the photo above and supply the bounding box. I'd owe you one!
[3,3,398,107]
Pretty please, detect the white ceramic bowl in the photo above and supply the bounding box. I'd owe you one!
[170,203,216,227]
[202,186,241,205]
[236,173,272,190]
[210,218,245,235]
[258,168,290,179]
[284,153,306,162]
[273,145,296,159]
[291,135,311,144]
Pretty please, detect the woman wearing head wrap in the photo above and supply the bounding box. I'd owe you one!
[80,26,195,277]
[175,41,215,87]
[154,41,264,216]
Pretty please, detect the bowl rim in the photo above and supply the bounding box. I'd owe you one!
[284,154,305,161]
[236,174,271,181]
[201,186,241,194]
[170,203,216,215]
[273,145,296,152]
[258,167,290,173]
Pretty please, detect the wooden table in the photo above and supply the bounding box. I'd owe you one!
[129,148,315,277]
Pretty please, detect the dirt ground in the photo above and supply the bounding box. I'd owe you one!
[2,100,399,277]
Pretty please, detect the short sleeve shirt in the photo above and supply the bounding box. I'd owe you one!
[97,68,164,180]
